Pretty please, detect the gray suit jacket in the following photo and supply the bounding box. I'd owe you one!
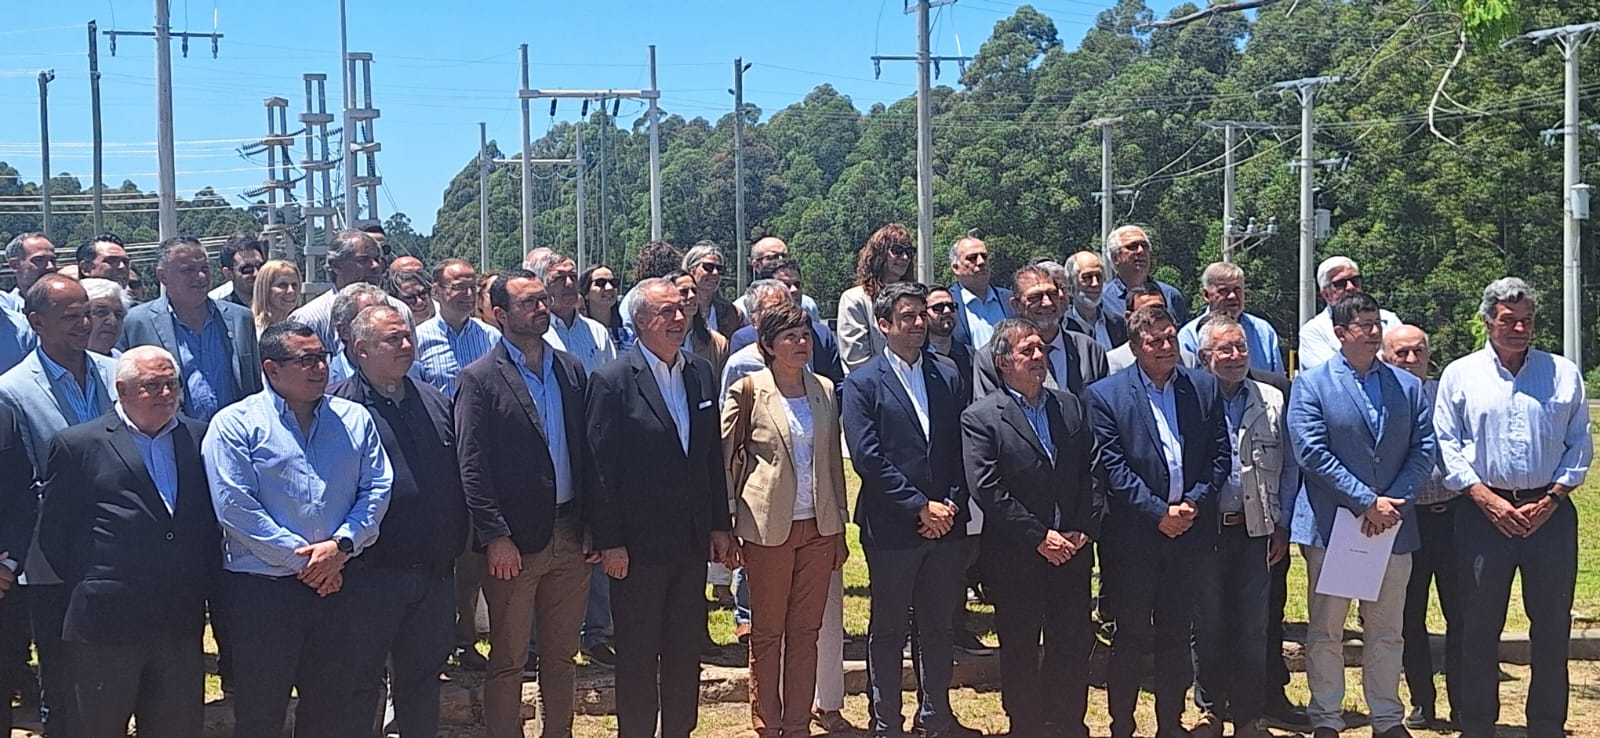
[0,349,118,583]
[118,296,263,415]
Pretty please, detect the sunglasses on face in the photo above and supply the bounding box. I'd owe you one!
[697,262,724,274]
[590,278,618,289]
[1121,240,1150,252]
[1330,275,1364,290]
[889,245,916,258]
[926,303,956,314]
[235,262,263,276]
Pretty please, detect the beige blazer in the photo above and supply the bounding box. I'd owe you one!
[721,368,847,546]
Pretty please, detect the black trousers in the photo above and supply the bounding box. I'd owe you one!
[0,585,31,735]
[27,583,75,738]
[865,539,964,735]
[985,545,1094,738]
[1456,497,1577,738]
[222,569,379,738]
[1265,553,1291,699]
[1192,527,1270,724]
[352,565,456,738]
[68,634,204,738]
[1401,498,1463,717]
[610,556,707,738]
[1102,541,1199,738]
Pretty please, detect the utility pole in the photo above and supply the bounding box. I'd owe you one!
[300,73,338,290]
[38,70,55,241]
[88,21,104,233]
[244,96,296,260]
[516,48,661,253]
[345,52,383,228]
[732,58,751,292]
[1198,120,1276,261]
[479,122,490,271]
[104,1,222,241]
[1083,116,1124,264]
[1506,23,1600,371]
[575,120,587,270]
[870,0,971,282]
[1274,75,1339,328]
[339,0,355,228]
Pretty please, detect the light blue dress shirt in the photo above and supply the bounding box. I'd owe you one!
[1139,366,1186,503]
[39,348,108,424]
[959,285,1009,351]
[1068,305,1113,348]
[1342,355,1387,437]
[1005,386,1055,462]
[171,304,238,421]
[545,311,615,376]
[1435,347,1592,491]
[1220,387,1247,512]
[1177,310,1284,374]
[413,315,501,397]
[202,386,393,576]
[118,404,179,513]
[503,339,574,504]
[328,348,356,386]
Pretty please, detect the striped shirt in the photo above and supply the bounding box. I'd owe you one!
[545,311,616,375]
[413,315,501,397]
[287,287,414,357]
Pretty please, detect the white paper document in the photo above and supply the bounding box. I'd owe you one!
[1313,508,1402,602]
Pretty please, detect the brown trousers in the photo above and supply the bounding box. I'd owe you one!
[479,519,590,738]
[743,519,839,736]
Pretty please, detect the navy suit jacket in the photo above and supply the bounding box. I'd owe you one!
[1286,357,1434,554]
[118,296,263,415]
[949,283,1016,351]
[1086,365,1231,550]
[843,351,968,550]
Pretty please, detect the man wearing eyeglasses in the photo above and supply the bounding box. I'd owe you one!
[1178,262,1284,374]
[1101,225,1190,325]
[208,232,266,309]
[947,237,1015,352]
[203,320,392,738]
[531,250,616,375]
[388,269,437,324]
[1296,256,1401,370]
[973,265,1107,400]
[1286,292,1434,738]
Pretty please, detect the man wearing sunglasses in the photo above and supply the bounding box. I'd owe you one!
[1101,225,1190,325]
[209,232,266,309]
[1296,256,1400,370]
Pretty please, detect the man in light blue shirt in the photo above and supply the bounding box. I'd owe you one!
[530,250,616,375]
[413,259,501,398]
[1178,261,1283,374]
[1434,278,1591,738]
[1101,225,1189,324]
[0,233,58,313]
[202,320,392,738]
[327,283,390,386]
[948,237,1015,352]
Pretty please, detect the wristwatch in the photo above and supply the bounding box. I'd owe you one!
[1545,488,1564,503]
[334,536,355,555]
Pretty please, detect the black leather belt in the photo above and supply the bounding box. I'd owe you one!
[1489,485,1552,504]
[1220,511,1247,527]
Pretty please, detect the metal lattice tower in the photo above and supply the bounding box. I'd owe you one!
[253,97,297,261]
[300,73,338,291]
[345,52,382,228]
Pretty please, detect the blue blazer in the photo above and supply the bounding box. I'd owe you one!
[119,296,263,415]
[1286,357,1434,554]
[1086,364,1231,551]
[843,351,968,550]
[948,283,1015,351]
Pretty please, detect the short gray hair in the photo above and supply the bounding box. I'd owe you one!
[332,282,389,329]
[1201,261,1244,290]
[5,232,46,261]
[630,277,675,325]
[326,229,376,266]
[1105,225,1148,259]
[986,318,1039,365]
[681,241,722,272]
[1479,277,1538,321]
[526,249,573,284]
[1315,256,1358,289]
[1196,314,1246,356]
[1032,260,1070,294]
[156,236,206,270]
[744,279,789,321]
[350,304,406,345]
[80,277,129,308]
[115,345,178,384]
[1064,250,1099,284]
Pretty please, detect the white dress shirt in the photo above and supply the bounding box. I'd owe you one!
[641,344,690,453]
[885,347,930,438]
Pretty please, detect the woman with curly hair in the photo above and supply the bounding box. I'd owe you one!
[835,223,916,373]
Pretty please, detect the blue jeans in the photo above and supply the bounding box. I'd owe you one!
[1192,525,1270,723]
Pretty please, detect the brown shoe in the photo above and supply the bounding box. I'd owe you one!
[1187,712,1221,738]
[735,622,752,645]
[812,708,856,733]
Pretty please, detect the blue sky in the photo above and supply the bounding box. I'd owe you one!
[0,0,1177,233]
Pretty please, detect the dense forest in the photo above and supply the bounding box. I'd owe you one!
[2,0,1596,374]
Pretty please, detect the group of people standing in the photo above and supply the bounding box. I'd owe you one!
[0,220,1586,738]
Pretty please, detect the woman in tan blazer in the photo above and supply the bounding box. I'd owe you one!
[721,300,849,738]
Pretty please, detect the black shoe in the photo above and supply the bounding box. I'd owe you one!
[583,642,616,668]
[522,651,539,678]
[954,631,994,656]
[1404,706,1433,730]
[453,645,488,671]
[1261,698,1310,731]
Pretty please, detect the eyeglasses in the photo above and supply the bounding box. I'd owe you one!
[1342,319,1384,333]
[696,262,724,274]
[441,282,479,296]
[889,245,916,258]
[512,295,553,311]
[399,291,430,305]
[132,379,180,396]
[1330,275,1364,290]
[926,303,956,314]
[1120,239,1150,252]
[235,262,263,276]
[590,277,618,289]
[1208,342,1249,358]
[273,351,330,369]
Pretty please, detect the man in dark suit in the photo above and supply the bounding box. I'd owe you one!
[0,402,34,735]
[972,265,1108,399]
[946,238,1015,352]
[923,286,973,405]
[843,282,971,738]
[1062,251,1127,349]
[36,346,217,738]
[585,277,736,738]
[961,319,1103,738]
[118,236,261,420]
[1087,304,1230,738]
[455,270,593,738]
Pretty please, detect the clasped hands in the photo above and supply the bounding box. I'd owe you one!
[915,500,959,539]
[1360,496,1406,537]
[294,540,348,597]
[1035,529,1089,565]
[1473,483,1562,539]
[1157,500,1197,538]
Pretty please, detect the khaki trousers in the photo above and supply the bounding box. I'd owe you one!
[743,519,838,736]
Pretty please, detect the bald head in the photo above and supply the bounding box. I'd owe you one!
[1067,250,1106,304]
[750,237,789,272]
[1382,324,1430,380]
